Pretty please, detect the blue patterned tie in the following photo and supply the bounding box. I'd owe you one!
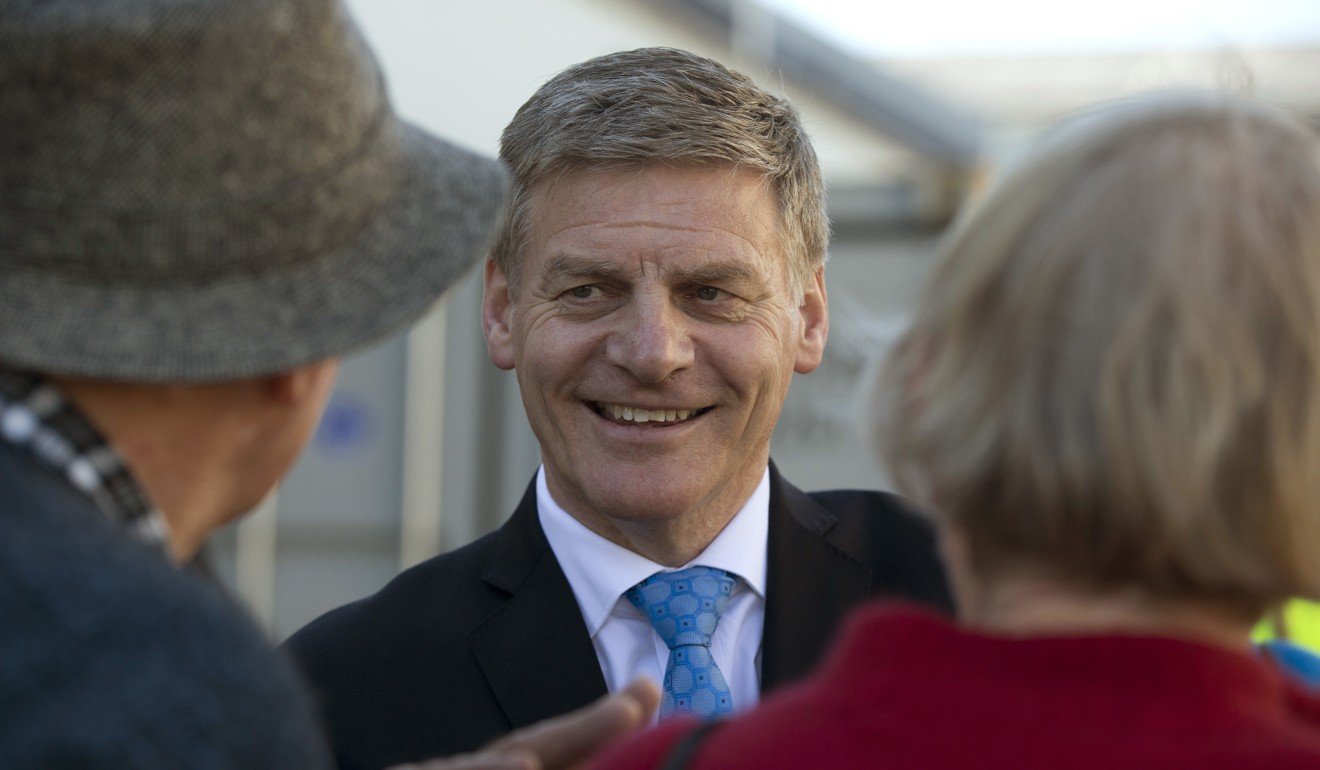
[626,566,737,721]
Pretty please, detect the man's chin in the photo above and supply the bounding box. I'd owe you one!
[586,483,736,534]
[587,485,701,520]
[565,482,710,526]
[546,458,747,530]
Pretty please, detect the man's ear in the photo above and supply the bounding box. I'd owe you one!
[794,266,829,374]
[482,257,516,371]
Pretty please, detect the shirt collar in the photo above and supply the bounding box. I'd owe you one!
[0,369,170,552]
[538,465,770,638]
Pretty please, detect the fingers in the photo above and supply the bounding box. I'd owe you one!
[386,749,538,770]
[618,678,661,723]
[488,677,661,770]
[386,679,661,770]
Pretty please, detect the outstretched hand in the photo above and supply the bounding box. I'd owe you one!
[388,678,661,770]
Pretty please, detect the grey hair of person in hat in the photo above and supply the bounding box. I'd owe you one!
[0,0,507,559]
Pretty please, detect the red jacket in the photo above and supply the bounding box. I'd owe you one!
[592,603,1320,769]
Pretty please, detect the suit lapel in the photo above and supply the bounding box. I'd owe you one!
[760,465,874,691]
[469,467,872,718]
[470,480,609,729]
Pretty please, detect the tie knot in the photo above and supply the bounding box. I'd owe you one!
[626,566,736,649]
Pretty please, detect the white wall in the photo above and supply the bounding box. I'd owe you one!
[345,0,921,180]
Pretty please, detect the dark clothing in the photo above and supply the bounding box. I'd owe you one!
[286,467,952,770]
[594,603,1320,770]
[0,400,330,768]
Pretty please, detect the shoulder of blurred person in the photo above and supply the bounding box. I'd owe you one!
[0,441,329,768]
[590,602,1320,770]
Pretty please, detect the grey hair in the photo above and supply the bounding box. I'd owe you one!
[494,47,826,296]
[877,92,1320,618]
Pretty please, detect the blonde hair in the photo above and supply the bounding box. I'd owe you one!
[494,47,826,297]
[878,93,1320,616]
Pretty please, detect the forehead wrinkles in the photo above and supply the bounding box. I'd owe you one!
[526,165,793,292]
[534,165,777,235]
[546,220,771,265]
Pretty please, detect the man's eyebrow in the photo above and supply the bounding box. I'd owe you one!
[671,261,763,286]
[543,254,626,281]
[540,255,767,288]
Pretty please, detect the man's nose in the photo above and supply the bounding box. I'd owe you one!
[605,293,693,384]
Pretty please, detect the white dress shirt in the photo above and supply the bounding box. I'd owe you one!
[537,466,769,721]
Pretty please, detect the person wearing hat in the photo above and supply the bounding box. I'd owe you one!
[0,1,656,767]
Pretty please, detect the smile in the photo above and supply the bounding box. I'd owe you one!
[589,402,711,425]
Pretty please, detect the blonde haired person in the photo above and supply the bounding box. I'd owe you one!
[593,93,1320,769]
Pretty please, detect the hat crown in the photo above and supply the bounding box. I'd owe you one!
[0,0,405,284]
[0,0,507,383]
[1,0,387,207]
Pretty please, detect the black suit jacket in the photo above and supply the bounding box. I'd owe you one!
[285,466,951,770]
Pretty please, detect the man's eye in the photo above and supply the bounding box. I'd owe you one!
[566,285,600,299]
[695,286,725,301]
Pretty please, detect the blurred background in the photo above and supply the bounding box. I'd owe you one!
[207,0,1320,640]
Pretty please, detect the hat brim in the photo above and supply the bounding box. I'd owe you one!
[0,123,507,382]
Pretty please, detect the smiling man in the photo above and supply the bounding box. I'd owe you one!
[286,48,952,770]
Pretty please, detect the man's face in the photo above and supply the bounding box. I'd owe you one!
[484,164,827,549]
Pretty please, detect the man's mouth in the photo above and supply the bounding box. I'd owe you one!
[589,401,712,426]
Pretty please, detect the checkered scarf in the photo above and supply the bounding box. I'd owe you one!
[0,369,168,551]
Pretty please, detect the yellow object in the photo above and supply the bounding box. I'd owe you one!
[1254,600,1320,651]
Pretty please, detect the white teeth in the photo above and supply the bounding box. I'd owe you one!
[598,403,700,424]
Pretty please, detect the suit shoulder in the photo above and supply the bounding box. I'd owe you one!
[808,488,933,538]
[0,490,328,768]
[806,488,952,612]
[284,528,504,663]
[281,524,539,765]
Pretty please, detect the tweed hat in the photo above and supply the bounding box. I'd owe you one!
[0,0,507,381]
